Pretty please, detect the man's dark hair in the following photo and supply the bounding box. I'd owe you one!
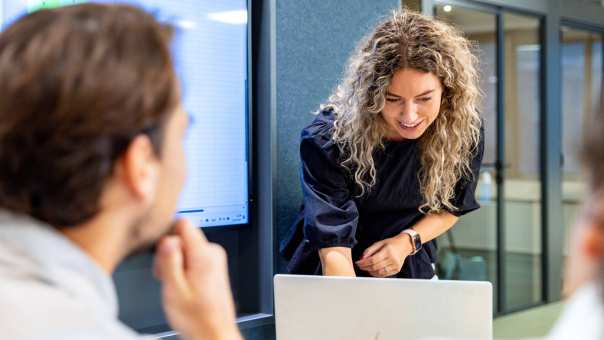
[582,94,604,193]
[0,4,178,227]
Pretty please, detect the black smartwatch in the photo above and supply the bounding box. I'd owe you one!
[402,229,422,255]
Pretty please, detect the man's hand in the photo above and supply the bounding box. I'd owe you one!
[355,234,414,278]
[154,219,242,340]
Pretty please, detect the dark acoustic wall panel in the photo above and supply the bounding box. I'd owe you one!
[114,230,241,334]
[275,0,401,272]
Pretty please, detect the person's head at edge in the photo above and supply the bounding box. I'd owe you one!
[326,9,481,214]
[0,4,240,339]
[564,96,604,298]
[545,96,604,339]
[0,3,184,265]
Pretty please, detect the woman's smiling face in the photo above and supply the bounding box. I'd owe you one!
[381,68,443,141]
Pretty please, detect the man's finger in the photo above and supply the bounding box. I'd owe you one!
[174,218,209,271]
[155,236,189,294]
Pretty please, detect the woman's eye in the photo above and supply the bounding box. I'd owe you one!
[386,98,399,102]
[417,97,432,103]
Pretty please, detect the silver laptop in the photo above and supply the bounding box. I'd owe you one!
[274,274,492,340]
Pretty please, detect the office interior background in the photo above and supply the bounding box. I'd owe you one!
[4,0,601,339]
[268,0,604,338]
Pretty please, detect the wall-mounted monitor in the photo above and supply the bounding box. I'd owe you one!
[1,0,250,228]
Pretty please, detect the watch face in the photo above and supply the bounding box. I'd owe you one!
[412,234,422,251]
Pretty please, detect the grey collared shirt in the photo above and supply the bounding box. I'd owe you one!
[547,282,604,340]
[0,211,143,340]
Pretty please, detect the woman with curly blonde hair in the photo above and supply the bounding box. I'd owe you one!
[281,9,484,279]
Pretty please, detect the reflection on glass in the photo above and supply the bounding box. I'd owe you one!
[561,28,602,272]
[435,4,498,312]
[503,13,542,310]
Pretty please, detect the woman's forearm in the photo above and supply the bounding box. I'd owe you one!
[318,247,356,276]
[409,212,458,244]
[319,214,456,276]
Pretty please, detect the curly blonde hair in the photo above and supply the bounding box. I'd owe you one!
[326,9,482,213]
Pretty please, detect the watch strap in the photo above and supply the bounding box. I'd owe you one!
[402,229,422,255]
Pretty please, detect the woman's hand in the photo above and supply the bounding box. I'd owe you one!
[355,233,414,277]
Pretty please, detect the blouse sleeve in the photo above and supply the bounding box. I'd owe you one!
[300,134,359,250]
[449,125,485,217]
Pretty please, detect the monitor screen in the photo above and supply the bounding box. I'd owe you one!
[1,0,250,228]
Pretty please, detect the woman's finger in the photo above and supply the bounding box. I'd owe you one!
[361,241,385,260]
[369,265,392,278]
[356,248,387,267]
[357,255,390,271]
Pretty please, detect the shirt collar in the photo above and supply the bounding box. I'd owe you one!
[0,210,119,317]
[547,281,604,340]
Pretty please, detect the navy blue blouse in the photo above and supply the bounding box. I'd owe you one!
[280,108,484,279]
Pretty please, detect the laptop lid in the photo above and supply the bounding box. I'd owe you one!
[274,274,492,340]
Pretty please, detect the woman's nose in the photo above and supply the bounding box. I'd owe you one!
[401,102,419,122]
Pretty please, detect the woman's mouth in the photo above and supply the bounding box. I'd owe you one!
[399,120,422,129]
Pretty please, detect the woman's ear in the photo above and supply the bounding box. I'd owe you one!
[118,134,160,203]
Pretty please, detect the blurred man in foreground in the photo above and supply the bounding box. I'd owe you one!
[0,4,241,340]
[547,98,604,339]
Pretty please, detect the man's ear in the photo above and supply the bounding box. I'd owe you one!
[117,134,160,202]
[582,223,604,260]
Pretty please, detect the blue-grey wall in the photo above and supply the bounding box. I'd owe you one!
[275,0,402,272]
